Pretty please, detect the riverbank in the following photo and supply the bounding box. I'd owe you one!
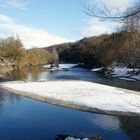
[0,60,14,78]
[92,67,140,81]
[0,68,13,80]
[0,80,140,116]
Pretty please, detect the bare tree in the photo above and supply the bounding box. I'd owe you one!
[82,0,140,21]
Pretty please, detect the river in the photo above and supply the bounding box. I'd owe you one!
[0,64,140,140]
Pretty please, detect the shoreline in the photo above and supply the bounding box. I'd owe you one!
[0,80,140,117]
[91,67,140,81]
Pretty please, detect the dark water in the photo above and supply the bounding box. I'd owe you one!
[0,65,140,140]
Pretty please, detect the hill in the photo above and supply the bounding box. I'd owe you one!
[45,32,140,69]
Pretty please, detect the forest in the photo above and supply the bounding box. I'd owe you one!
[46,31,140,69]
[46,4,140,70]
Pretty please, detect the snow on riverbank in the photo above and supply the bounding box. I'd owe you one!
[111,67,140,81]
[92,67,140,81]
[0,80,140,116]
[43,64,78,69]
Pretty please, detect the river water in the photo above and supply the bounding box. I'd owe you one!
[0,64,140,140]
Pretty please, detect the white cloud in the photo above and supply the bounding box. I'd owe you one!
[0,14,73,49]
[79,18,121,37]
[0,14,15,24]
[0,0,29,9]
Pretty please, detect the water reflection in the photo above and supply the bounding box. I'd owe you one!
[119,116,140,140]
[0,89,139,140]
[88,114,120,131]
[5,65,140,91]
[6,65,46,80]
[0,90,6,107]
[0,89,21,107]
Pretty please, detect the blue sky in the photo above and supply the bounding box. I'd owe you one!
[0,0,86,39]
[0,0,137,49]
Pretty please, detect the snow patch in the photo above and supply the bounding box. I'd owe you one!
[43,64,78,69]
[91,67,103,72]
[110,67,140,81]
[119,77,136,82]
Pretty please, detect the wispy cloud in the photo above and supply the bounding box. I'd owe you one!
[0,14,73,49]
[78,18,121,37]
[0,0,29,9]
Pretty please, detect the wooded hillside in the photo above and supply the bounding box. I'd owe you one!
[46,31,140,69]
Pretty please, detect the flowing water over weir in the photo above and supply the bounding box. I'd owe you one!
[0,64,140,140]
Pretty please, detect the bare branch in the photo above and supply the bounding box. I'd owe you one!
[82,1,140,21]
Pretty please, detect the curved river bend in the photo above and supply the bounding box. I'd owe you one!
[0,65,140,140]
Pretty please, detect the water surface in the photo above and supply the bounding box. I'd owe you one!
[0,64,140,140]
[0,89,140,140]
[6,65,140,91]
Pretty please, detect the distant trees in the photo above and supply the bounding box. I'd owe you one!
[79,1,140,69]
[27,48,53,65]
[0,37,55,70]
[120,14,140,70]
[48,31,140,69]
[0,31,140,71]
[0,37,27,69]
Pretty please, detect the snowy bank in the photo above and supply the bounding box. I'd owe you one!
[110,67,140,81]
[43,64,78,69]
[92,67,140,81]
[0,80,140,116]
